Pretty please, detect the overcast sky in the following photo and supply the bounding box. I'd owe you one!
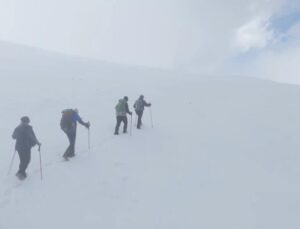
[0,0,300,82]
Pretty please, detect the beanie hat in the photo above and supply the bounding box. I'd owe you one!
[21,116,30,123]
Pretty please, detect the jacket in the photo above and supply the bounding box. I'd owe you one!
[115,99,131,117]
[12,123,39,151]
[134,98,150,112]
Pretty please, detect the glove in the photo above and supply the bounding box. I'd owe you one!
[85,122,90,129]
[129,112,133,116]
[149,103,152,106]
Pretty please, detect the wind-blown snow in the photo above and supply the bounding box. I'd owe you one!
[0,42,300,229]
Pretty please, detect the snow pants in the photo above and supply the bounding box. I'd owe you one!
[63,129,76,158]
[135,110,144,128]
[17,148,31,175]
[115,116,128,134]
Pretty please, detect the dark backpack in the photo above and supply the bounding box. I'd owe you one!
[134,99,144,111]
[60,109,74,129]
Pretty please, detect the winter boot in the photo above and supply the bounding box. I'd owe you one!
[16,171,27,180]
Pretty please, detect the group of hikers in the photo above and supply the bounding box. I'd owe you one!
[114,95,151,134]
[11,95,152,180]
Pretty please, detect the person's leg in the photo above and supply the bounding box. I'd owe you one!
[123,116,128,133]
[63,130,75,157]
[114,116,121,134]
[68,131,76,157]
[17,150,25,175]
[63,131,71,157]
[137,111,143,128]
[22,149,31,176]
[17,149,30,177]
[135,111,139,128]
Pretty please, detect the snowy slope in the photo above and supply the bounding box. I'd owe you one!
[1,42,300,229]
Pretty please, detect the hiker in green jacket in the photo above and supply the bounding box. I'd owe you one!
[114,96,132,135]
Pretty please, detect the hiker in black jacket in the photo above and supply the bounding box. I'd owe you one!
[12,116,41,180]
[134,95,151,129]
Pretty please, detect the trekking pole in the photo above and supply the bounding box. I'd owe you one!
[38,145,43,181]
[150,107,154,128]
[7,150,17,175]
[130,115,133,136]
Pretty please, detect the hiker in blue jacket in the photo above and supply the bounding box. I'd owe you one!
[60,109,90,159]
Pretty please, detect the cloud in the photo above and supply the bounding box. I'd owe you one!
[1,0,300,83]
[245,21,300,83]
[235,17,275,52]
[232,1,300,84]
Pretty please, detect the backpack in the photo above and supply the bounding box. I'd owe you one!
[60,109,74,129]
[134,99,144,111]
[115,99,126,116]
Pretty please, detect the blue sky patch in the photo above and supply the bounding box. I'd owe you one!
[271,10,300,34]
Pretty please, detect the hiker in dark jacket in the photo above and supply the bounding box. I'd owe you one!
[134,95,151,129]
[114,96,132,135]
[60,109,90,160]
[12,116,41,180]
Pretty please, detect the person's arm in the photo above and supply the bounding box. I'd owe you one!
[75,113,90,128]
[29,126,41,146]
[143,100,151,107]
[125,103,132,115]
[12,127,18,140]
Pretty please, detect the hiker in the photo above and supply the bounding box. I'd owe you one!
[12,116,41,180]
[134,95,151,129]
[114,96,132,135]
[60,109,90,160]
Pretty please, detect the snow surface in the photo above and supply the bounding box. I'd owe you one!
[1,42,300,229]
